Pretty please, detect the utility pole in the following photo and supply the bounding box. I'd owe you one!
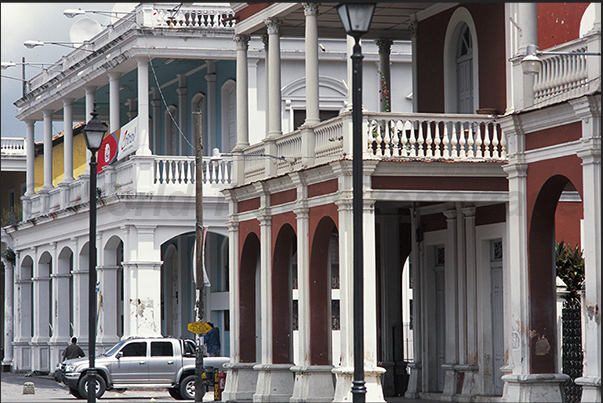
[194,111,205,402]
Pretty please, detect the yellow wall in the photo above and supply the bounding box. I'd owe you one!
[34,132,89,192]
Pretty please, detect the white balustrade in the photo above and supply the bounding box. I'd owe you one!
[1,137,26,155]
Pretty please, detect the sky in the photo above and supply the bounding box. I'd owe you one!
[1,3,134,140]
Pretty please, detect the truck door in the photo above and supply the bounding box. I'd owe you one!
[148,340,178,384]
[110,341,149,384]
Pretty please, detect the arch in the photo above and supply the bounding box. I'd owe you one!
[272,223,296,364]
[221,79,237,153]
[57,247,74,337]
[191,92,206,157]
[103,235,124,337]
[579,4,596,37]
[240,232,260,363]
[162,243,180,337]
[37,251,52,339]
[309,216,338,365]
[528,174,573,374]
[165,105,178,155]
[57,247,73,275]
[443,7,479,113]
[20,255,34,339]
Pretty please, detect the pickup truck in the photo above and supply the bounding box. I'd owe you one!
[55,337,229,400]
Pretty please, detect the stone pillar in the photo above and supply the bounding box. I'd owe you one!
[32,251,52,372]
[177,74,187,156]
[41,109,53,192]
[304,3,320,125]
[108,72,121,133]
[72,237,89,346]
[2,255,15,371]
[83,86,96,174]
[62,99,75,182]
[518,3,537,108]
[264,18,282,178]
[376,38,393,112]
[233,34,250,186]
[205,63,217,155]
[49,267,71,370]
[151,88,161,154]
[23,120,36,219]
[97,265,120,345]
[572,96,601,403]
[136,57,151,155]
[263,34,270,136]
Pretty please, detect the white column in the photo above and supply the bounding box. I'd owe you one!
[151,88,161,154]
[136,57,151,155]
[205,63,217,155]
[1,256,15,370]
[72,238,89,345]
[410,18,418,112]
[234,34,250,151]
[83,86,96,174]
[177,74,187,156]
[266,17,282,139]
[108,72,121,133]
[62,99,74,182]
[304,3,320,125]
[263,34,270,136]
[97,265,120,345]
[49,269,71,370]
[25,120,35,196]
[518,3,537,107]
[462,207,478,365]
[376,38,393,112]
[42,109,53,191]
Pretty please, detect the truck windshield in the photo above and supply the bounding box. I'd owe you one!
[104,340,127,356]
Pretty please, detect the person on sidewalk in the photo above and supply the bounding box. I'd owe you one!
[62,337,85,361]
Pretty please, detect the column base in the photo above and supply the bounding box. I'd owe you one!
[2,360,13,372]
[441,363,480,397]
[290,365,335,402]
[332,365,387,402]
[253,363,295,402]
[405,362,422,398]
[222,362,258,402]
[575,376,601,403]
[502,373,570,402]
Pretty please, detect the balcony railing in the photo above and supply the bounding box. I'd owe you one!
[237,111,506,184]
[1,137,26,156]
[23,153,232,220]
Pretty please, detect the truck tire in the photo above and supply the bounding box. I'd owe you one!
[168,387,183,399]
[77,373,106,399]
[69,387,84,399]
[179,374,203,400]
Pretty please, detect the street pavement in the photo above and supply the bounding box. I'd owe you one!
[1,371,438,403]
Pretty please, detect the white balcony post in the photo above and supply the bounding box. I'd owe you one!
[109,72,121,133]
[177,74,188,156]
[265,17,282,178]
[206,63,217,156]
[25,120,36,196]
[376,38,393,112]
[42,109,53,192]
[304,3,320,125]
[136,57,151,156]
[1,256,14,370]
[151,88,161,154]
[518,3,537,108]
[62,99,75,182]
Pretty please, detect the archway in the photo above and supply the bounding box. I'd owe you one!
[56,247,74,338]
[240,233,260,363]
[20,256,34,340]
[103,236,124,338]
[272,223,296,364]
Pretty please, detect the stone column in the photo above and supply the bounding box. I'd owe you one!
[518,3,537,107]
[49,268,71,370]
[151,88,161,154]
[72,237,89,345]
[234,34,250,151]
[108,72,121,133]
[136,57,151,155]
[263,34,270,136]
[572,96,601,403]
[23,120,36,219]
[177,74,187,156]
[41,109,53,192]
[83,86,96,175]
[1,256,15,371]
[205,63,217,156]
[97,265,120,345]
[264,18,283,178]
[304,3,320,125]
[32,253,51,372]
[376,38,393,112]
[62,99,75,182]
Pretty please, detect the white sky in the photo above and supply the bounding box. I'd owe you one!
[1,3,127,140]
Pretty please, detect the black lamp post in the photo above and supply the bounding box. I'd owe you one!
[82,108,106,403]
[336,4,375,403]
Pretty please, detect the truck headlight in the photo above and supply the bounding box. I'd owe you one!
[65,365,77,372]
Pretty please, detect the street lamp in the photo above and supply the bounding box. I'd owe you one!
[82,108,106,403]
[63,8,133,19]
[336,4,375,403]
[521,43,601,75]
[24,40,93,51]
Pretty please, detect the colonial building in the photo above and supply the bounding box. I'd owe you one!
[0,1,412,378]
[222,3,600,403]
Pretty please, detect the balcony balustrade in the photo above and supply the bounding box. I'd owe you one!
[1,137,26,156]
[23,153,232,220]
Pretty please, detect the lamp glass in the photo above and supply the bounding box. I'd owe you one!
[521,54,542,75]
[83,112,106,153]
[336,3,376,37]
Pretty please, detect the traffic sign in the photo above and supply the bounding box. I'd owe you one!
[187,321,213,334]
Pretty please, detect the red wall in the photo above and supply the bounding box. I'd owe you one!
[537,3,590,50]
[417,3,506,114]
[555,201,583,247]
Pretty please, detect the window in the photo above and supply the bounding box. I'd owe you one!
[121,342,147,357]
[293,110,339,131]
[151,341,174,357]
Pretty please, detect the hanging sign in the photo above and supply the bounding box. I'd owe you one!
[97,131,119,173]
[117,117,138,161]
[187,321,213,335]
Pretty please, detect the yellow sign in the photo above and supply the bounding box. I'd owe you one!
[187,321,213,334]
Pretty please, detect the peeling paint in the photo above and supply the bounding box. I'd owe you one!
[585,303,600,325]
[535,335,551,356]
[530,329,538,339]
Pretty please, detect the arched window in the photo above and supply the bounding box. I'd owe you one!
[221,80,237,153]
[444,7,479,114]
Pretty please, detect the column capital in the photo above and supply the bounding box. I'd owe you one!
[108,72,121,80]
[234,34,250,50]
[461,206,476,218]
[265,17,282,35]
[375,38,394,55]
[443,209,457,220]
[262,34,269,49]
[62,98,74,107]
[303,3,319,16]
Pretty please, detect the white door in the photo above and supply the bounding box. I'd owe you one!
[456,25,473,114]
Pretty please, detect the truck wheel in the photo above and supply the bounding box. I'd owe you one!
[168,387,182,399]
[69,387,84,399]
[77,373,106,399]
[179,375,203,400]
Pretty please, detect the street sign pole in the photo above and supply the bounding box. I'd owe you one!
[194,111,205,402]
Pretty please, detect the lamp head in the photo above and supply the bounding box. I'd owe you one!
[64,8,86,18]
[24,40,44,49]
[522,44,542,75]
[336,3,376,39]
[1,62,17,70]
[83,109,106,154]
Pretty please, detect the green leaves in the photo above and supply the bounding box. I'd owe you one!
[556,241,585,299]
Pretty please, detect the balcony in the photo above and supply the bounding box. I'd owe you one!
[1,137,27,172]
[23,152,232,220]
[239,111,506,184]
